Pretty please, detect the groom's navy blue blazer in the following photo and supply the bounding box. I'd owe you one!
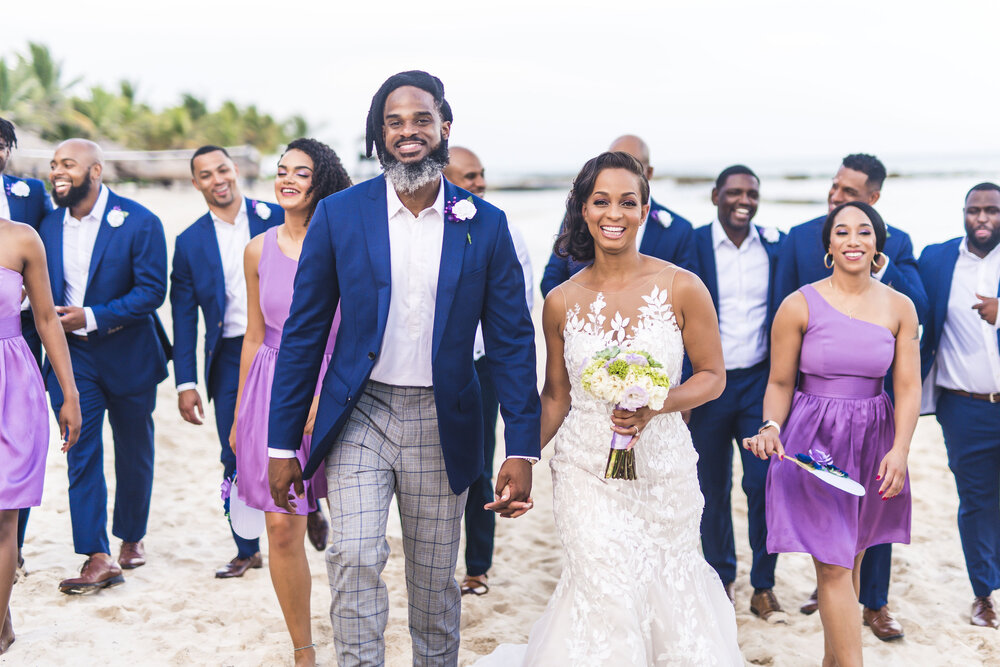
[3,174,52,230]
[268,175,541,493]
[38,188,170,393]
[170,198,283,395]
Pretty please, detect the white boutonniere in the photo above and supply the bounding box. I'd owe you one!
[254,201,272,220]
[761,226,781,243]
[653,208,673,227]
[446,196,477,222]
[9,180,30,197]
[107,206,129,228]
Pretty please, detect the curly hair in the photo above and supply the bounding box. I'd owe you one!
[282,138,352,222]
[0,117,17,150]
[554,151,649,263]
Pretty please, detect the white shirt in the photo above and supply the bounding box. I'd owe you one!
[473,224,533,360]
[63,184,109,335]
[212,201,251,339]
[0,185,9,220]
[935,239,1000,394]
[711,219,770,370]
[369,178,445,387]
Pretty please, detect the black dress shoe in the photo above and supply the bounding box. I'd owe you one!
[800,588,818,615]
[306,508,329,551]
[215,552,262,579]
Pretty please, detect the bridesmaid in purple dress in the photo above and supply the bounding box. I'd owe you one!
[230,139,352,667]
[0,218,80,654]
[744,202,921,667]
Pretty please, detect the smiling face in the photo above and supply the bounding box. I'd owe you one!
[827,205,878,274]
[964,188,1000,257]
[274,148,315,214]
[442,147,485,196]
[191,150,240,208]
[582,168,650,254]
[828,166,880,211]
[382,86,450,165]
[713,173,759,235]
[49,140,102,209]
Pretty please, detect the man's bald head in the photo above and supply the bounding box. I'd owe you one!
[442,146,486,197]
[608,135,652,179]
[50,138,105,209]
[56,138,105,167]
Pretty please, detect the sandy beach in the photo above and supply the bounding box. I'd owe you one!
[4,181,999,666]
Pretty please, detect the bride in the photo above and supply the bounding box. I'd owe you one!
[479,151,742,665]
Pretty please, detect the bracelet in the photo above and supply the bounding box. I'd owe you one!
[759,420,781,436]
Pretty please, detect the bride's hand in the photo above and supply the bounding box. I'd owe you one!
[611,406,656,450]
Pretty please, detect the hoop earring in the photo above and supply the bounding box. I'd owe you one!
[871,251,888,270]
[823,253,833,270]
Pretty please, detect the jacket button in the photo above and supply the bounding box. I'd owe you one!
[217,321,223,328]
[368,352,376,360]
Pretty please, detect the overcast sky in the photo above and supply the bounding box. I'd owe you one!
[6,0,997,176]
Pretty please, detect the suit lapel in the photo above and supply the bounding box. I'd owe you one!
[432,180,468,360]
[85,189,117,296]
[44,211,65,305]
[364,177,392,335]
[246,197,267,237]
[197,213,226,316]
[4,176,27,224]
[696,228,719,311]
[935,240,961,341]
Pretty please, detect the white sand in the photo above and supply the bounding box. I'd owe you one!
[6,184,998,666]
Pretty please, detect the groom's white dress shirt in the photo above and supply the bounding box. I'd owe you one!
[63,184,109,335]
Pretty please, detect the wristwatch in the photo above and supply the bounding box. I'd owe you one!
[758,420,781,435]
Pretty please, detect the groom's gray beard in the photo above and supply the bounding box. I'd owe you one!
[381,142,450,195]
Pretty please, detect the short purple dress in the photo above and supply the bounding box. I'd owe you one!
[0,266,49,509]
[765,284,911,568]
[235,227,339,514]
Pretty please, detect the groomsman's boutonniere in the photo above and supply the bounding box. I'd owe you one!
[761,226,781,243]
[9,180,30,198]
[253,200,272,220]
[107,206,129,228]
[446,196,476,244]
[653,208,673,227]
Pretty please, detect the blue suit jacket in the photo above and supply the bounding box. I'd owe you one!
[3,174,52,228]
[539,198,694,297]
[917,237,1000,389]
[170,198,283,396]
[268,176,541,493]
[39,188,170,394]
[774,214,929,323]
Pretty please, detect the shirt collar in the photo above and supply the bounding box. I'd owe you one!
[711,217,759,250]
[385,175,445,220]
[64,184,109,226]
[960,236,1000,264]
[209,198,249,228]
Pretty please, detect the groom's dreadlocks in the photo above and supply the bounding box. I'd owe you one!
[365,70,453,163]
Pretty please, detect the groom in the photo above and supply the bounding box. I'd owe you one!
[267,71,541,665]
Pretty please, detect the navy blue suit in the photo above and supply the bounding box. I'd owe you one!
[269,175,541,492]
[3,174,53,553]
[774,213,928,610]
[687,223,784,590]
[39,188,169,555]
[170,197,282,558]
[918,238,1000,598]
[539,199,694,297]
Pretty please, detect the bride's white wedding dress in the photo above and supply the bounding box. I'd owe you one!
[477,271,742,666]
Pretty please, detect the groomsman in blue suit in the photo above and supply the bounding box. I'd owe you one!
[918,182,1000,628]
[38,139,169,594]
[539,134,693,297]
[774,153,927,639]
[267,71,540,665]
[0,117,52,575]
[687,165,786,620]
[170,146,282,578]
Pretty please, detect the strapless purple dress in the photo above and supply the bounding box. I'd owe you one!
[765,284,911,568]
[235,227,339,514]
[0,266,49,509]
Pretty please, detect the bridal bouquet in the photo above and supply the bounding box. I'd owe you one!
[581,346,670,480]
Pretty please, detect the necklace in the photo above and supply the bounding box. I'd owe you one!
[827,277,872,319]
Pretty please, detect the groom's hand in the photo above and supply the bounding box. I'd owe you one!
[485,458,533,518]
[269,457,305,512]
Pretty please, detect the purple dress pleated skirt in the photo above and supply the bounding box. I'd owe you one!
[0,266,49,509]
[235,227,340,515]
[765,284,911,568]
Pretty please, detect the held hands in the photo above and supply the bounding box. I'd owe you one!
[269,457,305,512]
[610,406,657,450]
[974,294,998,326]
[485,458,534,518]
[877,447,908,499]
[742,427,785,460]
[58,396,82,453]
[54,306,86,332]
[178,388,205,425]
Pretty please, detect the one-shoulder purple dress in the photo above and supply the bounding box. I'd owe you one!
[0,266,49,509]
[765,284,911,568]
[235,227,339,515]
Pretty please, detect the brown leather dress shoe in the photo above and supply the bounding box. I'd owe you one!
[862,605,904,640]
[750,588,788,623]
[971,596,1000,628]
[59,555,125,595]
[118,541,146,569]
[215,552,262,579]
[306,508,329,552]
[800,588,819,615]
